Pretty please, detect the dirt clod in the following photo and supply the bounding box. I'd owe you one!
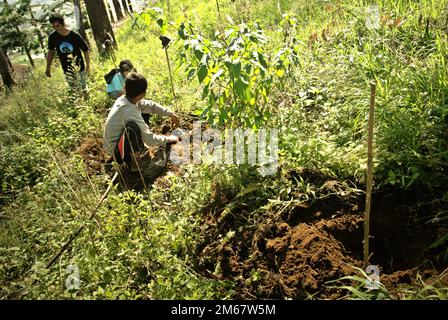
[78,137,110,175]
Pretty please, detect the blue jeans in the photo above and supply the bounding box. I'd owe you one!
[65,70,87,92]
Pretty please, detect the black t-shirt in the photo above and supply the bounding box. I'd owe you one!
[48,30,89,74]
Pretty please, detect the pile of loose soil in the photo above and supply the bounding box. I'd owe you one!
[0,64,31,89]
[194,168,447,299]
[77,137,110,175]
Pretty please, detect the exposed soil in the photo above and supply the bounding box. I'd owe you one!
[77,137,110,175]
[194,168,448,299]
[0,64,32,90]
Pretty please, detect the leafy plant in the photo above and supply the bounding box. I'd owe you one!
[177,16,299,128]
[138,7,168,35]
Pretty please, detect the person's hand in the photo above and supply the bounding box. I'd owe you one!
[171,114,180,128]
[45,68,51,77]
[166,135,179,144]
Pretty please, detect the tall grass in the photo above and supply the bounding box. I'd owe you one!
[1,0,447,299]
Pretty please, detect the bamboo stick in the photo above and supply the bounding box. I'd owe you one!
[364,81,376,267]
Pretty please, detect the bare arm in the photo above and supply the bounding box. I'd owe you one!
[139,100,173,116]
[45,50,55,77]
[139,100,180,128]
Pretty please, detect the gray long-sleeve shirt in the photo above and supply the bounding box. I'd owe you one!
[103,95,173,155]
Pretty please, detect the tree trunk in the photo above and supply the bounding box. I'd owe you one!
[112,0,123,20]
[2,46,13,70]
[104,0,115,23]
[22,40,35,68]
[73,0,89,46]
[121,0,129,15]
[0,47,15,88]
[127,0,133,13]
[83,0,117,56]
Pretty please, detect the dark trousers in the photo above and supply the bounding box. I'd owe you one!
[142,113,150,124]
[114,121,144,165]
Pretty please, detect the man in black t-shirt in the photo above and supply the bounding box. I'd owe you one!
[45,13,90,92]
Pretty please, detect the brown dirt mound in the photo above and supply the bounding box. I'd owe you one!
[77,137,110,175]
[0,64,31,89]
[263,216,364,297]
[194,168,447,299]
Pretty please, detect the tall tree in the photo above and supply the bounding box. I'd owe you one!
[73,0,89,45]
[83,0,116,55]
[104,0,115,24]
[0,46,15,88]
[127,0,133,13]
[2,0,35,68]
[112,0,123,20]
[4,46,13,70]
[121,0,129,15]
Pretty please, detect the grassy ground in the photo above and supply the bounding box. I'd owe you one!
[0,0,447,299]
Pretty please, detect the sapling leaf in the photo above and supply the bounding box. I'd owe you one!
[197,64,208,83]
[232,61,241,77]
[194,48,204,60]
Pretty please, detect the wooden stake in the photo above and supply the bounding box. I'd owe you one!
[46,172,118,269]
[364,82,376,267]
[164,47,176,98]
[216,0,221,20]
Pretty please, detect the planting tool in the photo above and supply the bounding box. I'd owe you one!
[103,33,126,89]
[159,35,176,98]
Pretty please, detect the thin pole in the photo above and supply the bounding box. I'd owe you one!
[216,0,221,20]
[164,47,176,98]
[364,81,376,267]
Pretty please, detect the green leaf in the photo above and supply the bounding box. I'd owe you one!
[231,61,241,77]
[275,69,285,77]
[156,18,164,29]
[234,78,248,98]
[200,105,213,119]
[257,52,268,70]
[178,24,188,39]
[197,65,208,84]
[202,84,210,99]
[161,24,167,35]
[194,48,204,60]
[428,233,448,249]
[245,64,252,74]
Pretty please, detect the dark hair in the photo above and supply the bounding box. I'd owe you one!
[125,72,147,98]
[49,13,65,25]
[119,60,136,74]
